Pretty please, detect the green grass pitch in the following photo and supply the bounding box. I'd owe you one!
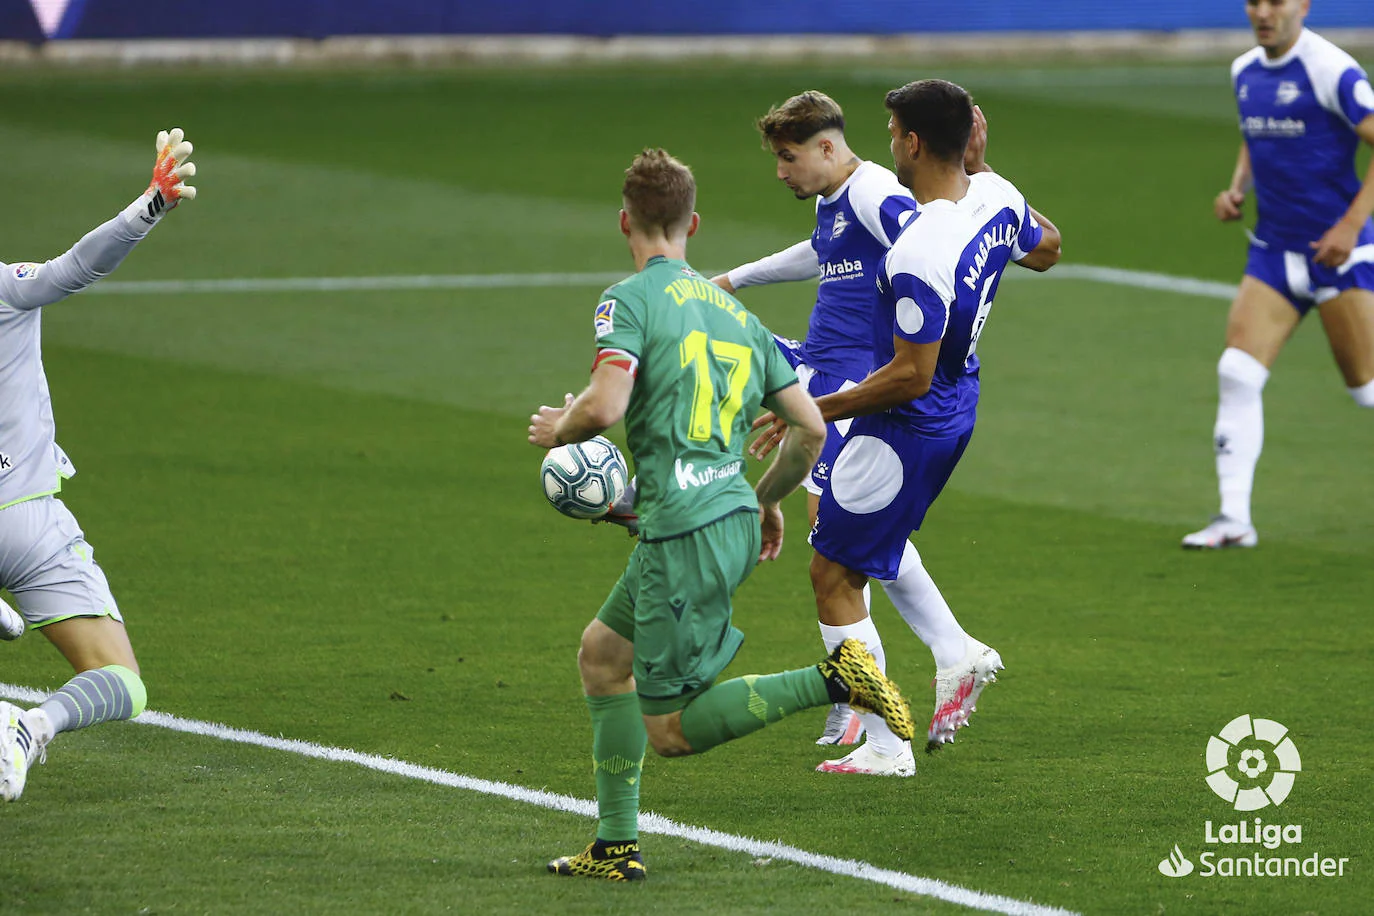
[0,59,1370,914]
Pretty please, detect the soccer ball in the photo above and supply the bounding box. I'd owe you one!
[540,435,629,520]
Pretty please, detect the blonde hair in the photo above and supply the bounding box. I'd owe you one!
[756,90,846,147]
[622,148,697,234]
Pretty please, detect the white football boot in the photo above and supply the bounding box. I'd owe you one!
[927,638,1003,752]
[0,597,23,641]
[816,740,915,777]
[1,702,46,801]
[815,704,865,746]
[1181,515,1258,550]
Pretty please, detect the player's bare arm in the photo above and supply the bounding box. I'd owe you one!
[1216,143,1253,222]
[749,336,938,459]
[815,335,939,421]
[1016,207,1063,272]
[1312,114,1374,268]
[753,383,825,560]
[527,363,634,448]
[709,273,736,294]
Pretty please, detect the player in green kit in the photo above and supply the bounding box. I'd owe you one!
[528,149,915,881]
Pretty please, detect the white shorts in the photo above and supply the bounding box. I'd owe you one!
[0,496,121,628]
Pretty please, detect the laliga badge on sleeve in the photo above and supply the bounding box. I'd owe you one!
[594,299,616,339]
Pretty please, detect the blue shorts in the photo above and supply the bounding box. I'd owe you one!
[809,413,972,581]
[1244,230,1374,315]
[773,334,860,497]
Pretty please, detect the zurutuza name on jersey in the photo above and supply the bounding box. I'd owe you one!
[1243,116,1306,138]
[664,277,749,328]
[963,221,1018,291]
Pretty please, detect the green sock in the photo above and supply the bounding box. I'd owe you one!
[678,667,830,753]
[586,692,646,842]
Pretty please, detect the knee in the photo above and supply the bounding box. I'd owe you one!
[644,715,694,758]
[648,735,693,758]
[576,621,632,692]
[808,552,840,600]
[576,642,624,687]
[1218,347,1270,393]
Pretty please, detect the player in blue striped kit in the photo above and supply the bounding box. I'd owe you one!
[1183,0,1374,548]
[750,80,1061,769]
[721,89,1056,774]
[714,92,968,773]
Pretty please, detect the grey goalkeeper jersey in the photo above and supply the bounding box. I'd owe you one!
[0,191,166,509]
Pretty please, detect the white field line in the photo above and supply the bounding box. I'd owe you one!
[84,263,1237,301]
[0,681,1077,916]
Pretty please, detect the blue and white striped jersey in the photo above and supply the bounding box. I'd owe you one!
[1232,29,1374,250]
[805,161,917,381]
[875,171,1042,436]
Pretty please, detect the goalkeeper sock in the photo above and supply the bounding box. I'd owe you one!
[587,692,646,843]
[38,665,146,736]
[678,668,830,753]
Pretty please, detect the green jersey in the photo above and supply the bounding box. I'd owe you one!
[594,256,798,542]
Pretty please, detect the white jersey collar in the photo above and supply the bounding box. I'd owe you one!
[916,172,987,212]
[819,160,871,206]
[1258,29,1311,69]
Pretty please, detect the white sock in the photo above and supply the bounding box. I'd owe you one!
[1349,378,1374,408]
[879,540,968,670]
[818,617,903,757]
[1214,347,1268,526]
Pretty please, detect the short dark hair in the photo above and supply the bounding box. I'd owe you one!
[884,79,973,164]
[756,90,845,147]
[622,149,696,234]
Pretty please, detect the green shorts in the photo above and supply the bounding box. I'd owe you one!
[597,508,761,715]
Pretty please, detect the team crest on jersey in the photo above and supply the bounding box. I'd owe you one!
[1238,84,1249,102]
[594,299,616,339]
[830,210,851,240]
[1275,81,1301,106]
[12,262,41,281]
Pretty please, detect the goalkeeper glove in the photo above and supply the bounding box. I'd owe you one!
[134,127,197,225]
[593,477,639,537]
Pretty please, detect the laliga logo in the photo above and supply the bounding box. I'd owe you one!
[1205,715,1301,811]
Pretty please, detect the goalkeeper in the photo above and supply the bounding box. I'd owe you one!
[0,129,197,802]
